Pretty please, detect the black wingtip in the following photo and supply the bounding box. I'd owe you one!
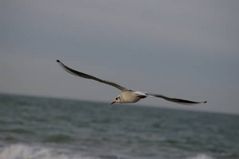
[56,59,60,63]
[203,101,207,104]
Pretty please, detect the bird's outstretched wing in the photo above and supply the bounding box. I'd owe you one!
[146,93,207,105]
[56,60,128,91]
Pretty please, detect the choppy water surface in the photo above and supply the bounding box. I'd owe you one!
[0,94,238,159]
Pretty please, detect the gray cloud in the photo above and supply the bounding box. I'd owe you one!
[3,0,239,54]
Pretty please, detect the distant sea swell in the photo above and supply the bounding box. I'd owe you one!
[0,94,239,159]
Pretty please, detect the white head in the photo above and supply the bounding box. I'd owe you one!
[111,95,121,104]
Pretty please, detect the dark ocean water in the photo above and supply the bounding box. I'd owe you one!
[0,94,239,159]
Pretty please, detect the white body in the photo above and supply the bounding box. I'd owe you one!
[112,91,147,104]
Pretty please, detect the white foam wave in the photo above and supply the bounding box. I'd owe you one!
[187,154,215,159]
[0,144,216,159]
[0,144,95,159]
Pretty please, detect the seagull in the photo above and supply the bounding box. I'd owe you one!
[56,60,207,105]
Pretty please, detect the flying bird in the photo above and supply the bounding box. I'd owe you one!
[56,60,207,105]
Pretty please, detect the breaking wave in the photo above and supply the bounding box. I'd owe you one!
[187,154,214,159]
[0,144,95,159]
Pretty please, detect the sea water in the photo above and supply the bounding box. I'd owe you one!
[0,94,238,159]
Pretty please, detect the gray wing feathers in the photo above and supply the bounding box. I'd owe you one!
[146,93,207,105]
[56,60,128,91]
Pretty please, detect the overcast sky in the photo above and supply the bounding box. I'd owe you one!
[1,0,239,114]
